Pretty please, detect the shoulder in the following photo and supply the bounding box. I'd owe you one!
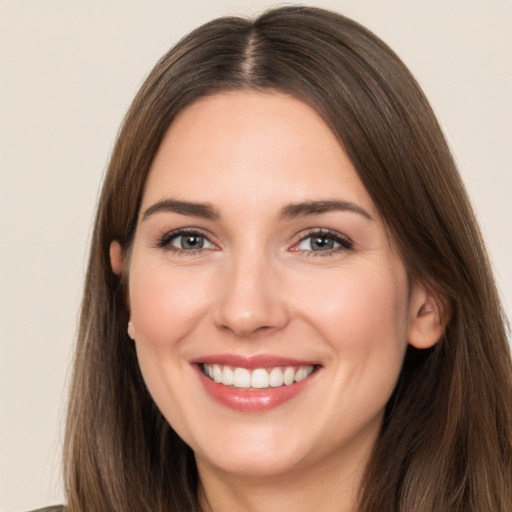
[27,507,63,512]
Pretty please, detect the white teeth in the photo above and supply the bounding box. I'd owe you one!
[222,365,234,386]
[269,367,284,387]
[233,367,251,388]
[295,366,310,383]
[212,364,223,383]
[251,368,269,388]
[283,367,295,385]
[203,364,315,389]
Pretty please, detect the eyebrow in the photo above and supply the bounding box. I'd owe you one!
[279,200,374,221]
[142,199,220,220]
[142,198,373,222]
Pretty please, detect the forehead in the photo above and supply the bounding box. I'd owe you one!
[141,90,377,219]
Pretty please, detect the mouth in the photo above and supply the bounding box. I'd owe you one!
[193,356,321,412]
[201,363,316,389]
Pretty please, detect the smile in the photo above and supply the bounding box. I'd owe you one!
[202,364,315,389]
[194,356,320,412]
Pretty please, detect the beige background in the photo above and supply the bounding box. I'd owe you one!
[0,1,510,510]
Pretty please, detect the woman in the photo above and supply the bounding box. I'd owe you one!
[41,5,512,512]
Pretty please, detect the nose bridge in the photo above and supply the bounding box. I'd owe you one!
[214,243,289,337]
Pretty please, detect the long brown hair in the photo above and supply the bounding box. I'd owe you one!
[63,6,512,511]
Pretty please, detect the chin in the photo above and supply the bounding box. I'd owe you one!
[189,423,308,477]
[196,447,304,478]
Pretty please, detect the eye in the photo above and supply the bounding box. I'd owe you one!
[157,229,216,252]
[294,230,353,254]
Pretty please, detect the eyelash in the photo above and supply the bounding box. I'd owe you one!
[156,228,214,255]
[292,229,353,256]
[155,228,353,256]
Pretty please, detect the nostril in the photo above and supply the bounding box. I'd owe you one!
[254,325,274,334]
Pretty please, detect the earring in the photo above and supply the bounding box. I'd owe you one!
[127,321,135,340]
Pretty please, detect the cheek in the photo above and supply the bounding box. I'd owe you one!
[128,260,214,346]
[127,259,215,432]
[293,263,410,365]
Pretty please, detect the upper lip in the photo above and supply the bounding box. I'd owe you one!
[191,353,320,369]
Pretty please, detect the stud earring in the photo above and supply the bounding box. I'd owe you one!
[127,321,135,340]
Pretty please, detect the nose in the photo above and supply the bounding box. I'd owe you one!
[213,252,290,338]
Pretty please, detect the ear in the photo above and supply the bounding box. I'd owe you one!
[109,240,131,310]
[407,283,451,349]
[109,240,124,276]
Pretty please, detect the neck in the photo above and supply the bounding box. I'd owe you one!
[196,442,371,512]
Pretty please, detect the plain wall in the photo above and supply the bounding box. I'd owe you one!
[0,1,510,510]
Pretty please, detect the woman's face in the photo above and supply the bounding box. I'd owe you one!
[123,91,421,479]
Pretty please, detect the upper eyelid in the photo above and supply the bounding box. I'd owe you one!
[162,227,211,237]
[291,229,354,253]
[155,227,352,249]
[156,227,216,248]
[293,227,352,243]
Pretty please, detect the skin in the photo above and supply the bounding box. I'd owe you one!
[111,91,443,512]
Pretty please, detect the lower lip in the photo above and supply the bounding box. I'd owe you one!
[195,366,316,412]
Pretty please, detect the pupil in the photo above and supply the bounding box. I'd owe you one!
[312,236,333,250]
[182,235,203,249]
